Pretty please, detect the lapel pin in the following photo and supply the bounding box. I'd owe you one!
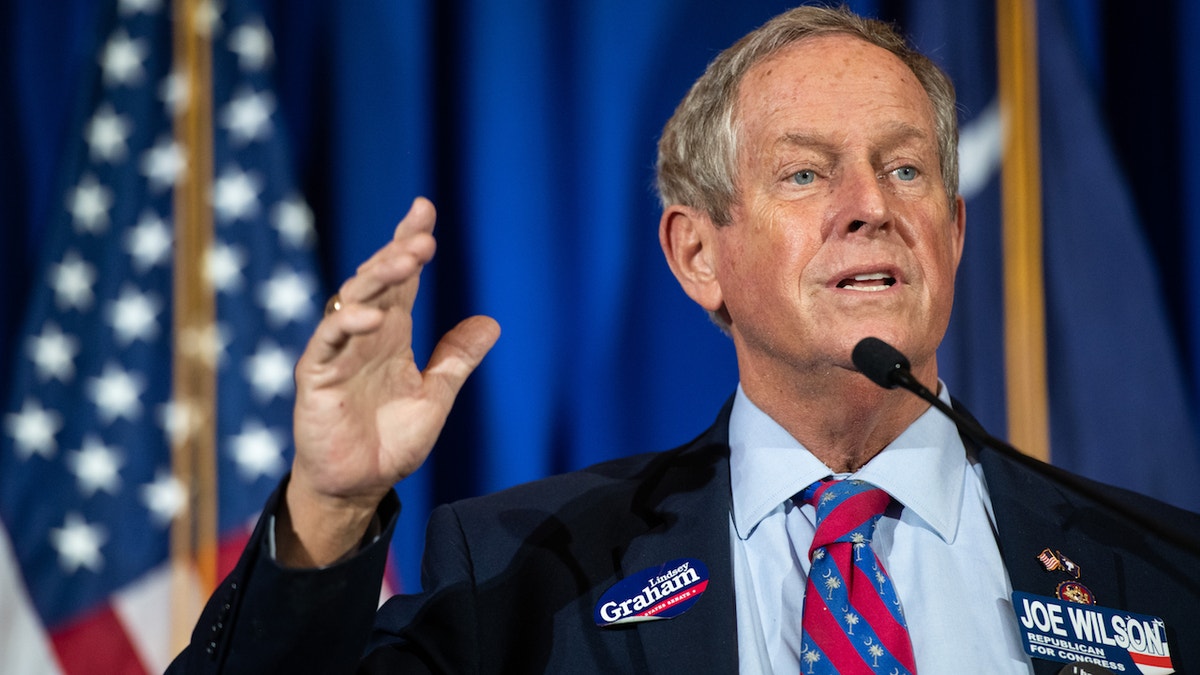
[1037,548,1096,604]
[1056,551,1082,579]
[1056,580,1096,606]
[1037,548,1081,578]
[1038,548,1062,572]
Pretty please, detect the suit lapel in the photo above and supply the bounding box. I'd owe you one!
[617,401,1143,673]
[979,444,1123,675]
[614,422,739,674]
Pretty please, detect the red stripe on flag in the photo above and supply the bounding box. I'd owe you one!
[218,530,251,580]
[51,603,148,675]
[1131,652,1174,669]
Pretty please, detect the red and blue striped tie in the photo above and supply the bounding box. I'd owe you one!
[798,478,917,674]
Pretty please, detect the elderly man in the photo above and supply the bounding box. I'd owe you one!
[172,5,1200,674]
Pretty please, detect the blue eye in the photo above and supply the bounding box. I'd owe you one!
[893,166,918,181]
[792,170,816,185]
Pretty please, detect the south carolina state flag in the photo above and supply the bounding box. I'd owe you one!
[906,0,1200,511]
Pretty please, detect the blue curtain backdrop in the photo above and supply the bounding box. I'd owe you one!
[5,0,1200,598]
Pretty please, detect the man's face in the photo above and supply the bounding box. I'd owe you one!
[714,34,964,382]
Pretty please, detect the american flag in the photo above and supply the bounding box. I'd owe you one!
[1037,548,1061,572]
[0,0,321,672]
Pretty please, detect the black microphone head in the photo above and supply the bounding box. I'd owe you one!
[852,337,911,389]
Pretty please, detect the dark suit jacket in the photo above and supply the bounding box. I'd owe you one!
[170,402,1200,674]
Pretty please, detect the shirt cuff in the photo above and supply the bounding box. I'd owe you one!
[266,510,385,568]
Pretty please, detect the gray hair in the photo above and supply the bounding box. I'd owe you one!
[656,5,959,226]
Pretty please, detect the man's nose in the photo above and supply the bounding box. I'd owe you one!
[837,166,889,235]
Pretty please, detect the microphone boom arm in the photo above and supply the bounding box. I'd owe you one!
[852,337,1023,456]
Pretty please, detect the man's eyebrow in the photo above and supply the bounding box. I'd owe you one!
[775,132,838,151]
[774,122,932,151]
[874,121,933,147]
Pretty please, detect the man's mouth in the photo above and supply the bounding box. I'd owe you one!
[835,272,896,292]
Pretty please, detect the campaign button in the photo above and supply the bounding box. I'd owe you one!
[595,558,709,627]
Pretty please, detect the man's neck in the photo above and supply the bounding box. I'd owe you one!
[737,362,936,473]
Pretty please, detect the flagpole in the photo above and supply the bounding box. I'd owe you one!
[170,0,219,652]
[997,0,1051,462]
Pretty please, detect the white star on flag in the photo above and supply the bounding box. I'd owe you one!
[140,471,188,525]
[140,136,187,191]
[100,29,148,86]
[28,323,80,384]
[66,436,124,497]
[85,104,133,163]
[4,399,63,460]
[228,420,286,480]
[158,399,200,446]
[220,87,274,144]
[192,0,224,39]
[212,166,262,222]
[228,20,273,71]
[67,174,114,233]
[159,70,189,116]
[86,363,146,424]
[50,513,108,574]
[206,241,246,292]
[179,323,228,368]
[124,211,173,273]
[244,340,296,401]
[106,285,162,345]
[272,196,315,248]
[118,0,163,15]
[49,251,98,311]
[257,267,316,326]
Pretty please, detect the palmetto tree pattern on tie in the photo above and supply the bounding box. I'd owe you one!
[798,479,917,674]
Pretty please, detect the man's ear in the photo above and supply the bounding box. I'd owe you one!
[659,205,724,313]
[952,194,966,270]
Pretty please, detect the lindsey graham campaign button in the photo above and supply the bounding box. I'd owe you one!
[595,558,709,627]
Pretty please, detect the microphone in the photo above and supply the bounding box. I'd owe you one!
[855,340,1200,558]
[851,337,1022,455]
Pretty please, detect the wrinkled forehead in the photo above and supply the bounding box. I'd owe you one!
[731,34,939,156]
[736,34,930,119]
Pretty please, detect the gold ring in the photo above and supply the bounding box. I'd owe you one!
[324,294,343,316]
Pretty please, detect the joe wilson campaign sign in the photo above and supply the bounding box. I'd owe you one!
[1013,592,1174,674]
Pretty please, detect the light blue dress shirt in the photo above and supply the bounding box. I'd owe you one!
[729,384,1035,673]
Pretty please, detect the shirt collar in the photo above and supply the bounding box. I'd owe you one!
[728,383,967,543]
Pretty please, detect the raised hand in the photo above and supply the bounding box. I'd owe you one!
[279,197,500,566]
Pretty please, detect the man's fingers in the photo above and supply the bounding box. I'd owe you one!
[392,196,437,240]
[339,197,438,307]
[423,315,501,402]
[339,232,434,308]
[303,304,387,367]
[303,197,442,369]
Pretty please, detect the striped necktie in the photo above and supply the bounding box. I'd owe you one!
[798,478,917,674]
